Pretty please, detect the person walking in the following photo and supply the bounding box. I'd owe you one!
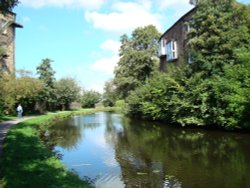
[17,104,23,119]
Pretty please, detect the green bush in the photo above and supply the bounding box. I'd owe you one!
[81,90,101,108]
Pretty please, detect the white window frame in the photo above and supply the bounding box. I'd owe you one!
[166,40,178,61]
[158,38,166,56]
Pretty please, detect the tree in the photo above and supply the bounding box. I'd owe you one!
[103,79,118,107]
[36,58,56,111]
[54,77,81,110]
[114,25,161,98]
[0,70,43,114]
[188,0,250,76]
[0,0,19,14]
[81,90,101,108]
[126,1,250,129]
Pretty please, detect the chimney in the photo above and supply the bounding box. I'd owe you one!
[189,0,198,5]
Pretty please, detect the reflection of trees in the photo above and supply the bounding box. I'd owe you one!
[109,117,250,188]
[48,119,82,150]
[75,114,102,130]
[47,114,102,150]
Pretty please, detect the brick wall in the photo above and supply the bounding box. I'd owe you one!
[159,8,195,72]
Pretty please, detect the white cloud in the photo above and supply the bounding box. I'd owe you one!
[90,39,120,75]
[100,40,120,54]
[20,0,106,9]
[90,55,119,75]
[21,16,30,23]
[85,1,162,33]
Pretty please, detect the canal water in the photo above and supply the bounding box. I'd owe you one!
[47,112,250,188]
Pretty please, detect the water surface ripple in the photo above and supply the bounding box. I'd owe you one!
[48,112,250,188]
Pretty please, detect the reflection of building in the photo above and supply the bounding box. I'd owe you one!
[0,12,22,73]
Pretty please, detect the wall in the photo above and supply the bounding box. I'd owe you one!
[0,12,18,73]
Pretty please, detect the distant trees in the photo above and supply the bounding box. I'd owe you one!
[0,58,90,116]
[102,80,117,107]
[36,58,56,112]
[54,77,81,110]
[81,90,101,108]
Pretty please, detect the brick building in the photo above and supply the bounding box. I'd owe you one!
[158,7,196,72]
[0,12,22,73]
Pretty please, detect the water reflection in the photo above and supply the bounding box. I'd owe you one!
[48,112,250,188]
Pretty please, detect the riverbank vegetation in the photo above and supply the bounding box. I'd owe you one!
[0,59,103,116]
[103,0,250,130]
[0,109,114,188]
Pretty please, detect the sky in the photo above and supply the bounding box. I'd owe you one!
[13,0,250,92]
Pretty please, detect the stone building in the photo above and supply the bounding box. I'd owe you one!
[0,12,22,74]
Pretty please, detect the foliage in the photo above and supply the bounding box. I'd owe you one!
[126,72,184,122]
[0,70,43,115]
[0,0,19,14]
[114,25,161,98]
[103,79,118,107]
[125,0,250,130]
[36,58,56,112]
[188,0,250,76]
[54,77,81,110]
[36,58,55,88]
[81,90,101,108]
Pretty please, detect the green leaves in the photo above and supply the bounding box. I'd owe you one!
[0,0,19,14]
[114,25,161,98]
[81,90,101,108]
[188,0,250,76]
[54,77,81,110]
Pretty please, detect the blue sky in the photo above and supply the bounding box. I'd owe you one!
[14,0,250,92]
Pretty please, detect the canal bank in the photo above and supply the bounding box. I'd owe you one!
[0,109,114,188]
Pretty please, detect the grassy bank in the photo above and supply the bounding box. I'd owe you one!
[0,115,16,123]
[0,108,115,188]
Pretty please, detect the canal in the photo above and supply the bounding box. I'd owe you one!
[47,112,250,188]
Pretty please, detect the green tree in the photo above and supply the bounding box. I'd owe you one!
[114,25,161,98]
[0,70,43,114]
[103,79,117,107]
[0,0,19,14]
[126,0,250,129]
[81,90,101,108]
[54,77,81,110]
[36,58,56,112]
[188,0,250,76]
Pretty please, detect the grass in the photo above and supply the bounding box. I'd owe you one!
[0,108,115,188]
[0,115,16,122]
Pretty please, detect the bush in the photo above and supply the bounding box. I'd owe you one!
[81,90,101,108]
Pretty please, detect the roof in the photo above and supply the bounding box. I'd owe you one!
[0,11,23,28]
[159,7,197,41]
[12,22,23,28]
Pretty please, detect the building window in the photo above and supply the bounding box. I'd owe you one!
[166,40,178,61]
[1,19,7,34]
[158,38,166,56]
